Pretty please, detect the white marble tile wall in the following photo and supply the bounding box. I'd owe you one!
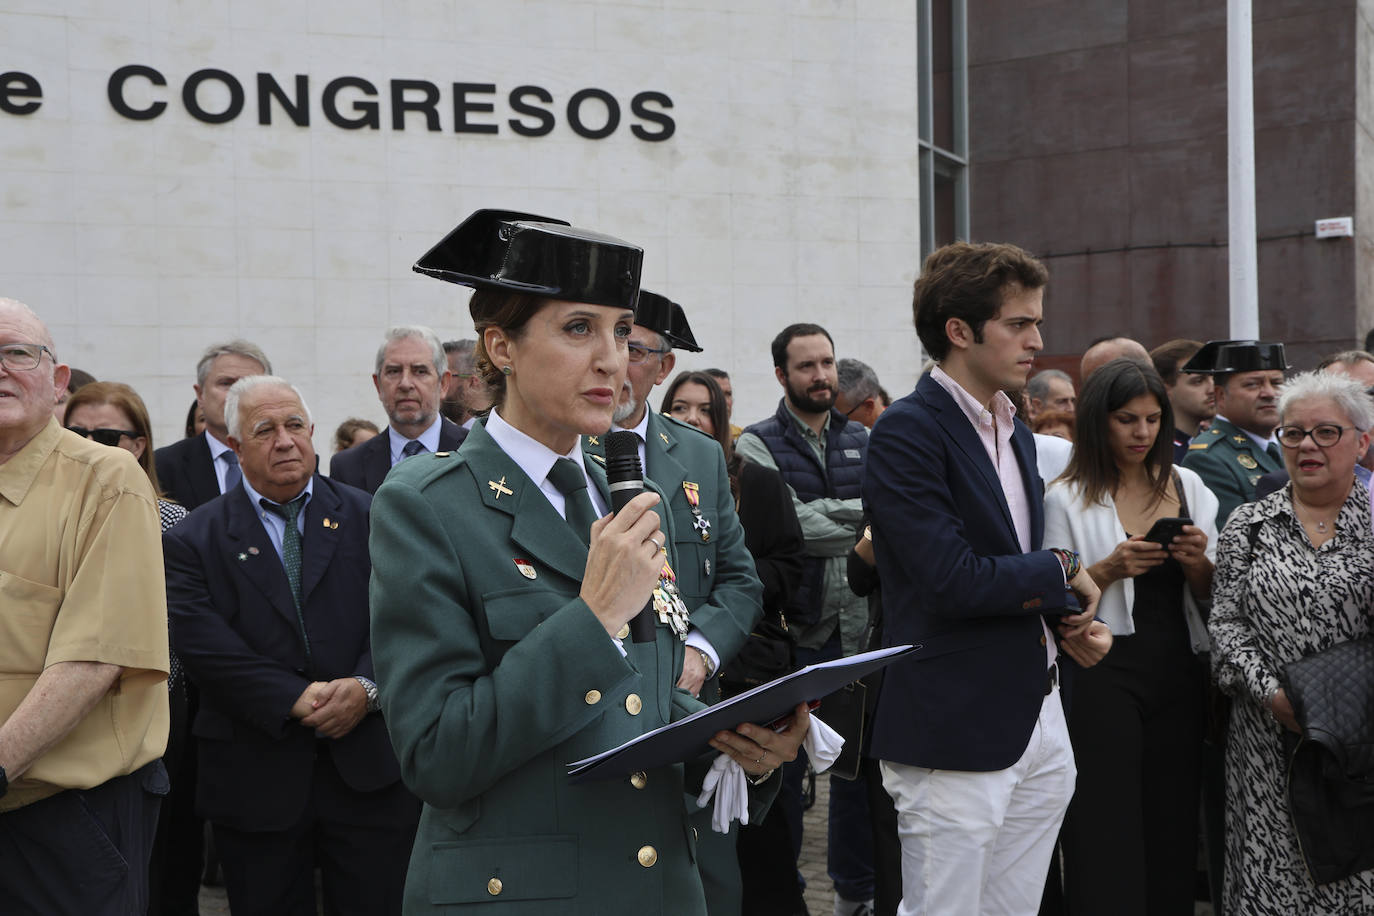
[0,0,920,457]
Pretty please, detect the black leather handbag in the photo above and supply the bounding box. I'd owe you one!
[1282,636,1374,885]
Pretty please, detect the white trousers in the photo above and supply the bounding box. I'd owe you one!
[880,684,1077,916]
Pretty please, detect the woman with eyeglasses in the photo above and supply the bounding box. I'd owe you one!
[64,380,195,913]
[1043,358,1217,915]
[1209,370,1374,914]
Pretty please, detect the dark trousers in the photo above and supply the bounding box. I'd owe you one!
[149,679,202,915]
[212,752,418,916]
[861,755,902,916]
[780,635,876,904]
[0,760,168,916]
[1059,642,1205,915]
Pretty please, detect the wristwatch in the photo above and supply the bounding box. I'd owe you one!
[353,676,381,714]
[694,648,717,679]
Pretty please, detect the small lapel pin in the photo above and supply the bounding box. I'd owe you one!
[248,546,260,556]
[587,435,600,446]
[659,432,669,445]
[489,476,514,500]
[514,558,537,580]
[237,552,247,562]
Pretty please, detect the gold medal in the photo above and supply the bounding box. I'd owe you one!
[1237,454,1258,469]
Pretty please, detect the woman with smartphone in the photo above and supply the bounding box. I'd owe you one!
[1043,357,1217,915]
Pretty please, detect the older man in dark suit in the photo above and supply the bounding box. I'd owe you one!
[165,375,416,916]
[865,242,1108,914]
[329,325,466,493]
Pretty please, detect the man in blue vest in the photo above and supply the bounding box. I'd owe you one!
[736,323,872,916]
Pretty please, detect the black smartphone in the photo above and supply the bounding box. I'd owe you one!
[1143,517,1191,546]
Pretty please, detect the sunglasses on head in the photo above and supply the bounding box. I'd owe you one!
[67,426,138,447]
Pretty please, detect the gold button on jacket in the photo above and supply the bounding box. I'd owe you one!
[487,877,502,896]
[637,845,658,868]
[625,693,642,715]
[630,771,647,789]
[584,689,601,705]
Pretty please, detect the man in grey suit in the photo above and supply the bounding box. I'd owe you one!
[329,325,466,493]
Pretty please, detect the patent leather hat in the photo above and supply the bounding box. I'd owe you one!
[1181,339,1289,375]
[414,209,643,315]
[635,290,702,353]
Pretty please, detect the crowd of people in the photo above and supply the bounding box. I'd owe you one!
[3,214,1374,916]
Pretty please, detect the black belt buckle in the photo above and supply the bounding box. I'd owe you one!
[1045,663,1058,696]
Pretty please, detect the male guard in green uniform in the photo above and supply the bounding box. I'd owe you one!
[1180,340,1289,529]
[585,290,763,916]
[1178,337,1287,915]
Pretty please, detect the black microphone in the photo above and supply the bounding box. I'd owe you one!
[604,431,645,513]
[604,431,656,642]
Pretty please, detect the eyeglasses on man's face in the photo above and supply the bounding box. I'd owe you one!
[1275,424,1359,449]
[626,342,670,364]
[67,426,139,448]
[0,343,54,371]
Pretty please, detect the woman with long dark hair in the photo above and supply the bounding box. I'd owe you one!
[1043,358,1217,914]
[660,370,811,915]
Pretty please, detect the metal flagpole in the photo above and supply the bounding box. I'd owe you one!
[1227,0,1260,338]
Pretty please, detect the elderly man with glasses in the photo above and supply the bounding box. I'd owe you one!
[0,298,171,914]
[585,290,763,916]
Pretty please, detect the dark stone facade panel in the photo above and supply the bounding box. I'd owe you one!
[971,149,1131,255]
[970,47,1130,162]
[1125,246,1230,344]
[1253,8,1356,130]
[1257,236,1358,353]
[1254,121,1355,237]
[1127,0,1225,41]
[1128,30,1227,145]
[970,0,1127,66]
[1129,136,1228,245]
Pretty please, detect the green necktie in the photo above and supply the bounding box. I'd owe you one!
[547,458,599,545]
[1266,441,1282,465]
[262,494,312,668]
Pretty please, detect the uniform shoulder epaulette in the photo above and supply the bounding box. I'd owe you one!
[659,413,713,440]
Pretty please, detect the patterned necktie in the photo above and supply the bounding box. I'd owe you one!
[260,494,313,672]
[401,439,426,461]
[546,458,599,545]
[222,450,242,493]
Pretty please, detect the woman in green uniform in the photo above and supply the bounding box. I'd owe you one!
[369,210,809,915]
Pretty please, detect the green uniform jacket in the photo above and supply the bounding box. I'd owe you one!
[369,420,711,914]
[1180,417,1285,530]
[586,412,764,916]
[584,412,763,676]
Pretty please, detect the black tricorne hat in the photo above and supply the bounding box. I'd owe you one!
[1181,339,1289,375]
[635,290,702,353]
[413,209,643,316]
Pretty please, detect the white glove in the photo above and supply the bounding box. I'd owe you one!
[694,714,846,833]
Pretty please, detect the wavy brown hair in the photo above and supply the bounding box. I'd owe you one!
[64,381,165,498]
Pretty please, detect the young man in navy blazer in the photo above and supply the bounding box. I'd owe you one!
[864,242,1111,915]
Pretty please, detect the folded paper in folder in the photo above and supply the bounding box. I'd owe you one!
[566,644,918,782]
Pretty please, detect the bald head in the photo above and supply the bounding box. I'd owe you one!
[0,298,55,352]
[0,297,70,462]
[1081,337,1150,379]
